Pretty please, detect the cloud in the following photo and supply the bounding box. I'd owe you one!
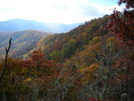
[79,5,104,17]
[92,3,125,14]
[0,8,14,13]
[54,5,68,10]
[0,0,125,24]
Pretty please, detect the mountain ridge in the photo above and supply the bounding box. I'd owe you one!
[0,30,51,58]
[0,19,81,33]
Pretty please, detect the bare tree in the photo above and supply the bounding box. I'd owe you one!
[0,38,12,81]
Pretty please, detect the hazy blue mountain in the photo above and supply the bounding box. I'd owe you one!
[0,19,81,33]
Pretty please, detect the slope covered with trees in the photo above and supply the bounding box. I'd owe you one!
[0,0,134,100]
[35,15,109,63]
[0,30,51,58]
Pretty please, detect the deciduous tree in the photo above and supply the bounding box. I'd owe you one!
[106,0,134,46]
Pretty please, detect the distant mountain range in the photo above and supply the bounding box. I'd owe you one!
[0,19,81,33]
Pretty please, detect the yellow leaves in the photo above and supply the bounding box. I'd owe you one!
[23,78,32,84]
[77,63,88,73]
[89,36,101,45]
[80,63,87,69]
[68,39,77,44]
[84,63,99,74]
[88,63,99,71]
[20,67,29,74]
[80,43,101,57]
[106,37,116,47]
[78,63,99,83]
[83,73,95,81]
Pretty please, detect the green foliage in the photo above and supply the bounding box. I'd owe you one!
[85,28,93,33]
[49,51,60,61]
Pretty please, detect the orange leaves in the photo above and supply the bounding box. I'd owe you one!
[0,57,30,95]
[16,49,59,97]
[22,49,54,69]
[18,49,58,87]
[31,49,45,61]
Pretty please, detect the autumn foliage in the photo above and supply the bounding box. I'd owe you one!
[0,0,134,101]
[106,0,134,46]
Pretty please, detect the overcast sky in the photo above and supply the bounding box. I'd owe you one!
[0,0,124,24]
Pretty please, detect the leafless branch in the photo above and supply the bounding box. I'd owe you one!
[0,38,12,81]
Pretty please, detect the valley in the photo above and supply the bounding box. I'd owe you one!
[0,1,134,99]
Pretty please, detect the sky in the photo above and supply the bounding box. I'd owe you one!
[0,0,125,24]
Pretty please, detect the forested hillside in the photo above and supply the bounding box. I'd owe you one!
[0,30,51,58]
[0,0,134,100]
[35,15,109,63]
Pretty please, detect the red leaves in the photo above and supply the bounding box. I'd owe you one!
[19,49,56,76]
[53,42,63,51]
[106,0,134,47]
[89,98,98,101]
[78,100,85,101]
[118,0,134,8]
[78,98,98,101]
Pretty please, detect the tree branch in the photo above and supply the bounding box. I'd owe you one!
[0,38,12,81]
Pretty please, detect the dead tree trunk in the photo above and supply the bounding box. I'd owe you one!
[0,38,12,81]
